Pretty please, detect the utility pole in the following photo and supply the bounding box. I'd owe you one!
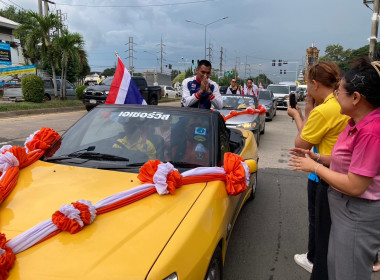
[44,0,49,16]
[126,37,135,75]
[219,47,223,78]
[160,36,164,73]
[56,9,62,37]
[369,0,380,60]
[38,0,43,16]
[235,57,240,79]
[207,42,212,62]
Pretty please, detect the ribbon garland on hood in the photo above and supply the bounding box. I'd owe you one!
[0,128,251,279]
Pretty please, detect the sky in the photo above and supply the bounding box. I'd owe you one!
[0,0,374,83]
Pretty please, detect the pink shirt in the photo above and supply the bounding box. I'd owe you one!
[330,108,380,200]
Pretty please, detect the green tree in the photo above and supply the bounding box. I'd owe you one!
[185,67,194,78]
[53,30,84,99]
[102,68,116,76]
[173,72,186,84]
[171,69,180,80]
[16,11,62,98]
[319,44,352,71]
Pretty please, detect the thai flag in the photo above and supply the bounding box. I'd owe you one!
[105,57,147,105]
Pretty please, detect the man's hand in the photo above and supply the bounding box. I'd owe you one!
[200,76,211,95]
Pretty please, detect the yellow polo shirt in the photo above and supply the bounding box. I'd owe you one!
[301,93,349,155]
[113,136,157,160]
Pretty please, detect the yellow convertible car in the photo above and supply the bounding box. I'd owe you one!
[0,105,258,280]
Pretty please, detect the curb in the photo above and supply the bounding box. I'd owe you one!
[0,99,181,119]
[0,106,86,119]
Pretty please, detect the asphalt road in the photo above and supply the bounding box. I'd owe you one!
[1,103,379,280]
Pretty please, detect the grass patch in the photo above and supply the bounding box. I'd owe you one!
[0,97,180,112]
[0,100,83,112]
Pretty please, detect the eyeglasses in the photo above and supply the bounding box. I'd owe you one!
[231,80,236,83]
[333,89,349,97]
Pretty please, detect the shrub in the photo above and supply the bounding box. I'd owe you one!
[76,85,87,100]
[21,75,44,103]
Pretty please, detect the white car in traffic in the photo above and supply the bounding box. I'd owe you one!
[161,86,180,98]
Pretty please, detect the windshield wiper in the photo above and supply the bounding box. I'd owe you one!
[45,146,97,162]
[168,161,203,168]
[68,152,130,161]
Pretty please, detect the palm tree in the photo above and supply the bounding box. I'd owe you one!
[16,11,61,98]
[53,30,84,99]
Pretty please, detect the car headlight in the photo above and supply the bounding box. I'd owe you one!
[83,88,87,93]
[163,273,178,280]
[236,122,256,129]
[105,90,109,95]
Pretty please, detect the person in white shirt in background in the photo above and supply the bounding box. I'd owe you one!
[226,79,241,94]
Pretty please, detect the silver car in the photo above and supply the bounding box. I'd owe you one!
[216,94,266,146]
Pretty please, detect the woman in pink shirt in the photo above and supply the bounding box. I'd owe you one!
[289,57,380,280]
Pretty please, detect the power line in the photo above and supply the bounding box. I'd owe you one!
[4,0,24,10]
[55,0,213,8]
[0,0,11,9]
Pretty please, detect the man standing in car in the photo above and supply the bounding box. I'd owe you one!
[182,60,223,109]
[226,79,241,94]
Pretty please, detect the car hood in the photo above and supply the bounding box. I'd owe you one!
[1,161,206,279]
[85,85,110,91]
[218,109,259,125]
[258,100,272,107]
[273,93,288,98]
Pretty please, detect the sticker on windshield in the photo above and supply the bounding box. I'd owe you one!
[193,127,207,142]
[118,111,170,120]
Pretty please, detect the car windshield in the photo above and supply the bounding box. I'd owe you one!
[43,106,213,170]
[267,85,290,94]
[100,77,114,86]
[222,95,256,110]
[259,90,272,100]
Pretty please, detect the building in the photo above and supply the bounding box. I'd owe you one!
[0,16,25,67]
[305,43,319,81]
[143,72,172,87]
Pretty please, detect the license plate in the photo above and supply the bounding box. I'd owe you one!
[90,99,97,104]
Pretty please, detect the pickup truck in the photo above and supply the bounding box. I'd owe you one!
[2,78,76,101]
[83,76,161,111]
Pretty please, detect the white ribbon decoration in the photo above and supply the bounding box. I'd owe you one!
[6,219,58,254]
[3,160,251,257]
[94,184,155,209]
[24,130,39,153]
[0,145,12,154]
[0,152,19,181]
[241,161,250,187]
[181,166,226,178]
[59,204,84,227]
[78,200,97,224]
[153,162,177,195]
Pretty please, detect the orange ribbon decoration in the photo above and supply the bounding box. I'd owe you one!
[222,105,266,122]
[0,128,60,204]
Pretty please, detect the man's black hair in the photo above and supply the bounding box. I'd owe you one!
[197,60,212,68]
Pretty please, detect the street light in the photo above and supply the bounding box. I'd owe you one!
[185,16,228,60]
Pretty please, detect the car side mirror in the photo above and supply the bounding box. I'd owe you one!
[245,159,257,173]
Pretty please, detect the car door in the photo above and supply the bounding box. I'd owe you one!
[167,86,176,98]
[65,81,76,99]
